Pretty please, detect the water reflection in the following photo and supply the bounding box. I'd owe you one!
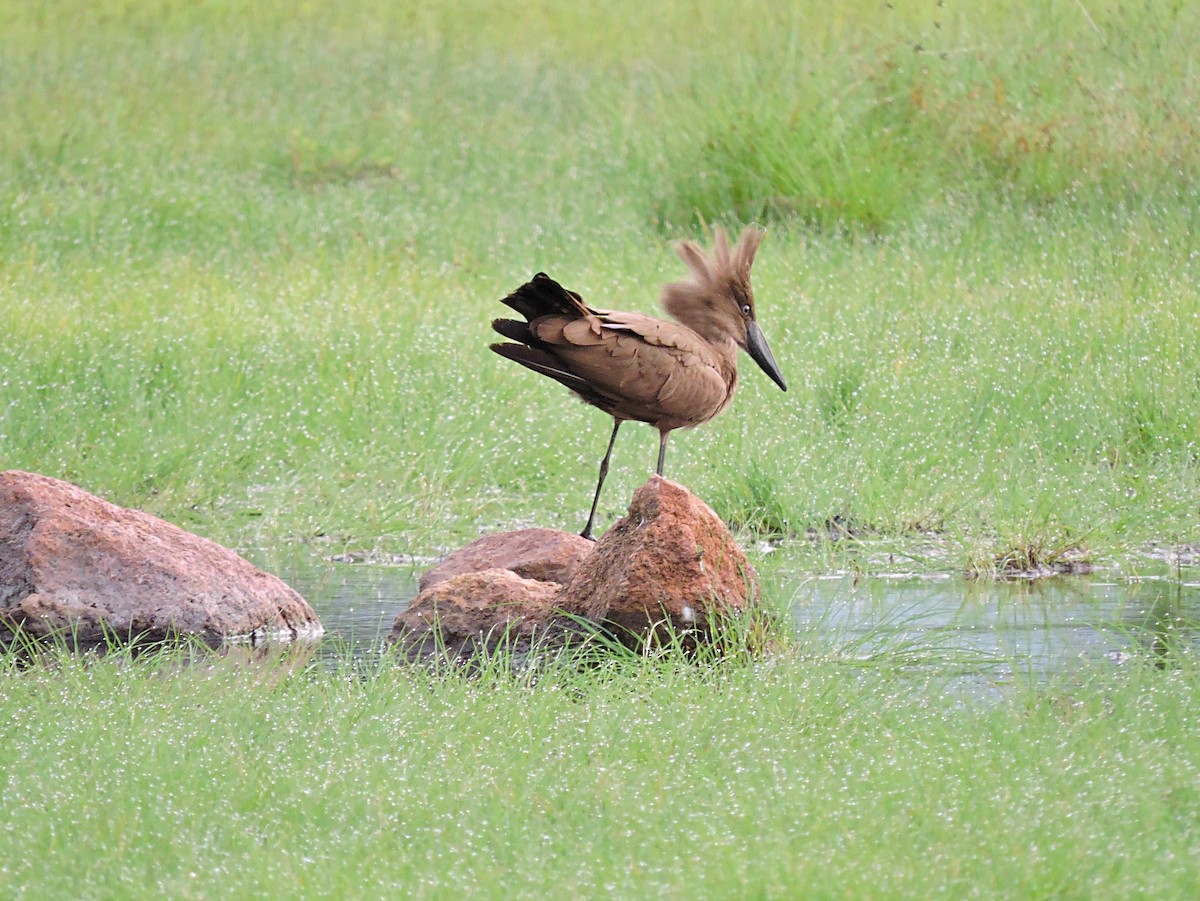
[782,571,1200,678]
[278,557,420,655]
[1120,578,1200,666]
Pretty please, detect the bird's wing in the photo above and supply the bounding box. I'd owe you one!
[531,311,730,424]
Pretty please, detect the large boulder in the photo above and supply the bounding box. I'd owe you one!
[419,527,593,591]
[558,475,759,647]
[0,470,323,649]
[391,477,764,664]
[389,568,576,665]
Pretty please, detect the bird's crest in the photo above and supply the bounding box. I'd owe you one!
[661,225,764,333]
[675,225,762,287]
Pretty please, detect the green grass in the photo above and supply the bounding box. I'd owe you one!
[2,0,1199,570]
[1,640,1198,900]
[657,3,1200,231]
[6,7,1200,895]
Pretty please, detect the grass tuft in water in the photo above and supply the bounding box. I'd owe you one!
[961,525,1095,579]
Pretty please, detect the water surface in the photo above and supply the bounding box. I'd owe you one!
[783,570,1200,679]
[274,552,1200,679]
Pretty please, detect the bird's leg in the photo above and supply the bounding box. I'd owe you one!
[656,430,670,477]
[581,419,621,541]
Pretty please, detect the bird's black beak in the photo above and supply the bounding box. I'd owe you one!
[746,321,787,391]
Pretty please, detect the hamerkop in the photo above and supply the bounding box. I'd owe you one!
[491,226,787,539]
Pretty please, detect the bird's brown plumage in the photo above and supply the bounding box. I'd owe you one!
[490,225,786,538]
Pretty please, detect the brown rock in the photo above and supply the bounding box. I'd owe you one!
[0,470,323,649]
[389,568,573,664]
[559,475,758,646]
[419,527,593,591]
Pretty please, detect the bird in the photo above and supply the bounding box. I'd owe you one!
[490,225,787,540]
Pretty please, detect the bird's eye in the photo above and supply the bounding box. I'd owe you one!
[740,303,752,316]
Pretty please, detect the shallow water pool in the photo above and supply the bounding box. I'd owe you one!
[269,551,1200,680]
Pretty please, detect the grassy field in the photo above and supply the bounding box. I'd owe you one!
[3,6,1200,897]
[0,642,1198,901]
[2,0,1199,570]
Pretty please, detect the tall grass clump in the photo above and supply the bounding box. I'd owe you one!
[654,2,1200,232]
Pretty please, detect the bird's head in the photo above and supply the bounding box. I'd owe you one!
[661,225,787,392]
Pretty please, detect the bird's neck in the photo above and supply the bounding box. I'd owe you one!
[669,309,737,364]
[708,334,740,383]
[663,298,741,381]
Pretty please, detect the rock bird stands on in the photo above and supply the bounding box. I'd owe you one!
[491,226,787,539]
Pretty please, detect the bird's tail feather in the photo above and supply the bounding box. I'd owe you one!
[500,272,592,322]
[491,318,536,345]
[489,342,590,394]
